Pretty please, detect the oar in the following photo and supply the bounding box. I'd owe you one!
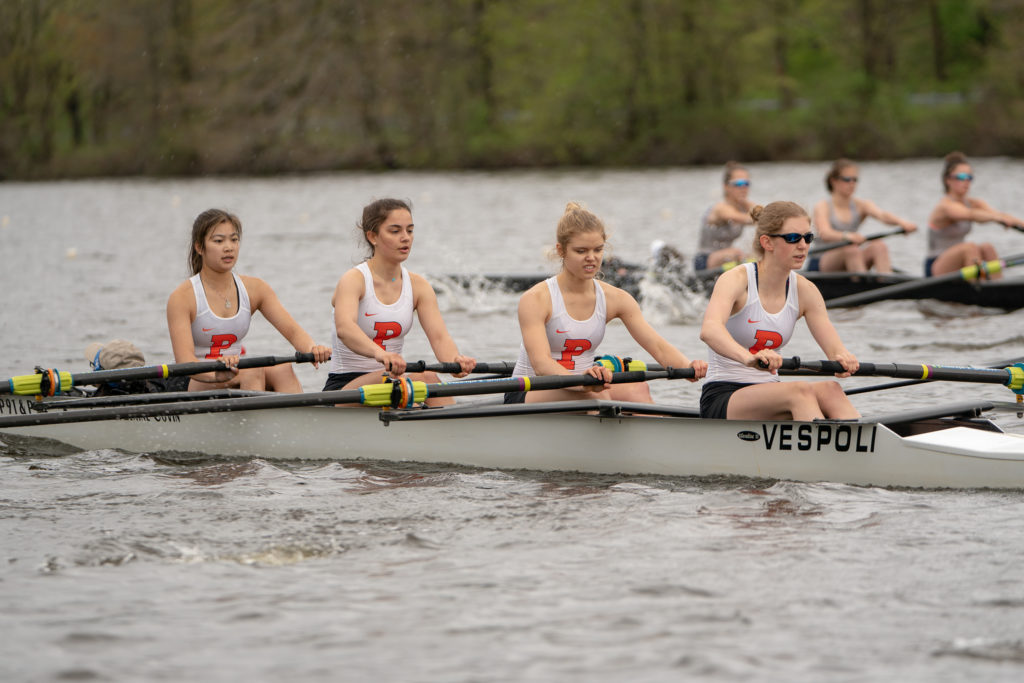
[404,361,516,375]
[775,357,1024,394]
[1,352,322,396]
[0,367,700,428]
[825,253,1024,308]
[844,355,1024,395]
[807,227,906,256]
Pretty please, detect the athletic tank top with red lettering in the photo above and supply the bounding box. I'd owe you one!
[329,262,415,373]
[706,262,800,384]
[512,276,606,377]
[190,273,252,360]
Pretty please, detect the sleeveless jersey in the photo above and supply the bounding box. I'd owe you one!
[706,263,800,384]
[696,204,745,256]
[820,199,865,243]
[190,273,252,360]
[330,262,415,373]
[927,216,972,258]
[513,277,606,377]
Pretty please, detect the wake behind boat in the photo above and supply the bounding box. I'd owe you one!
[3,389,1024,489]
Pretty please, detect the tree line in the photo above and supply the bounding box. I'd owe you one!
[1,0,1022,179]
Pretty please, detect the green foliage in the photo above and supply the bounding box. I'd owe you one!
[1,0,1022,178]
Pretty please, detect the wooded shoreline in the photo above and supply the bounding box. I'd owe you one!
[2,0,1022,180]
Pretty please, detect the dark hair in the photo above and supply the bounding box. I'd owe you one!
[189,209,242,275]
[942,151,970,192]
[750,201,809,257]
[825,158,856,192]
[723,160,747,185]
[359,198,412,257]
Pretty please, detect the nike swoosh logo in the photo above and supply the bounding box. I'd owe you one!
[747,319,760,324]
[556,329,569,334]
[202,327,213,332]
[364,312,378,317]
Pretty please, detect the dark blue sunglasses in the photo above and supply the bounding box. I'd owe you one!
[770,232,815,244]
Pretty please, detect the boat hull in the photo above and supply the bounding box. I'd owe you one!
[3,397,1024,489]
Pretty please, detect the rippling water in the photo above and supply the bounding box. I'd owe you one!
[2,164,1024,681]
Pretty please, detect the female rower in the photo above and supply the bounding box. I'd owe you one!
[809,158,917,273]
[167,209,331,392]
[693,161,756,271]
[508,202,707,404]
[699,201,860,421]
[925,151,1024,279]
[324,198,474,406]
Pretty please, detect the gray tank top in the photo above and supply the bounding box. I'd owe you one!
[696,205,745,255]
[822,200,865,242]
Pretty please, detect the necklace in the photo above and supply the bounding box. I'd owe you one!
[202,276,234,310]
[370,264,399,283]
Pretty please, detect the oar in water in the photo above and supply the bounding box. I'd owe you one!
[824,253,1024,308]
[0,367,700,428]
[776,357,1024,395]
[807,227,907,256]
[0,352,323,396]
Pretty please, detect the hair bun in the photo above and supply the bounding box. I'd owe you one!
[750,205,764,222]
[564,201,583,213]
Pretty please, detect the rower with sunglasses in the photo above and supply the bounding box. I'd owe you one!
[925,151,1024,278]
[693,161,756,271]
[698,201,860,421]
[808,158,917,273]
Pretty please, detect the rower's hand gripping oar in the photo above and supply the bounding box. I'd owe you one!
[775,357,1024,398]
[403,360,516,375]
[1,352,323,396]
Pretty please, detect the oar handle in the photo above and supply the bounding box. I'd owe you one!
[778,357,1024,392]
[403,360,516,375]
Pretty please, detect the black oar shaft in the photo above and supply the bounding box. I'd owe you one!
[782,358,1017,386]
[807,228,905,256]
[825,253,1024,308]
[0,368,697,428]
[403,361,516,375]
[1,353,319,395]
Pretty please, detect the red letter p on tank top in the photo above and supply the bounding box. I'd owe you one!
[372,321,403,350]
[558,338,592,370]
[206,334,239,359]
[749,329,783,354]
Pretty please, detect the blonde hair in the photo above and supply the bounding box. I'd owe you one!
[556,201,607,252]
[750,201,809,256]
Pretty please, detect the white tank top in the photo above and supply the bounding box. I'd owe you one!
[330,262,415,373]
[190,273,252,359]
[513,276,606,377]
[706,262,800,384]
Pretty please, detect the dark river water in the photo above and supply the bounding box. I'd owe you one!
[2,162,1024,681]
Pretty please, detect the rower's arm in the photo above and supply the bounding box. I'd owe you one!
[713,201,754,226]
[859,199,917,232]
[942,197,1011,226]
[518,285,568,376]
[412,274,474,376]
[609,286,706,380]
[812,200,846,242]
[969,198,1024,228]
[333,269,402,373]
[699,267,766,368]
[246,276,330,366]
[800,277,859,377]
